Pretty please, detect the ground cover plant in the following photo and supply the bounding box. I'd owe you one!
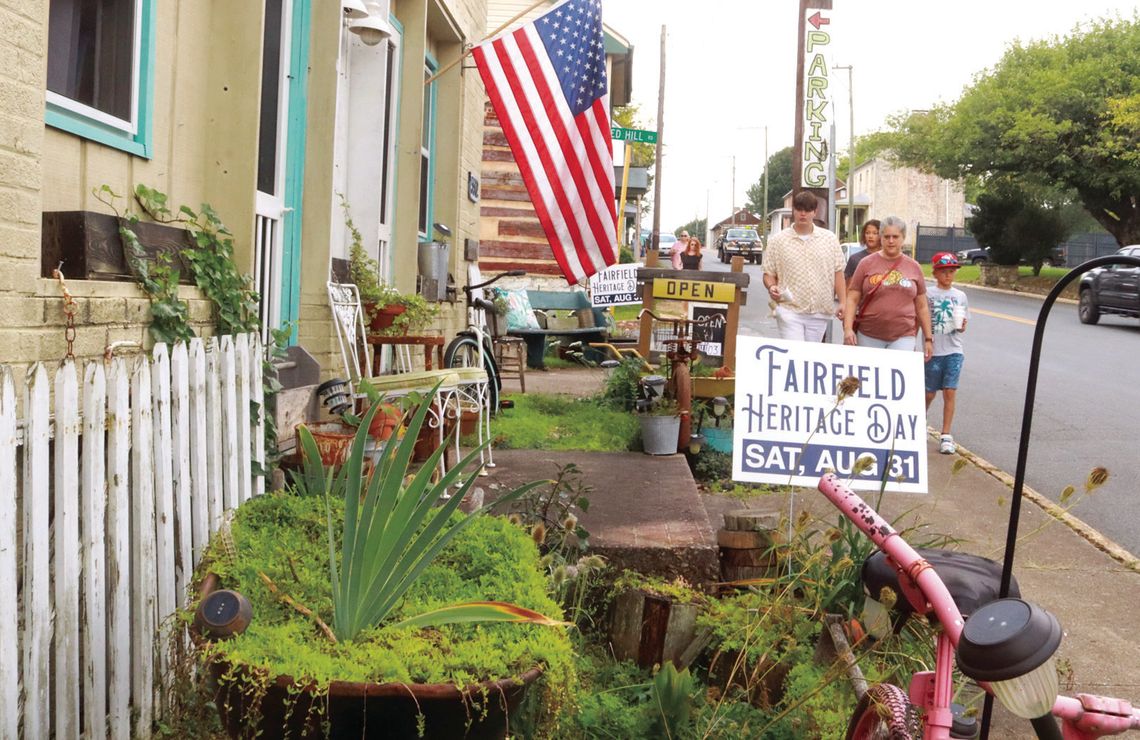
[491,393,640,452]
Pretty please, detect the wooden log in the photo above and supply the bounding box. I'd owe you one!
[720,547,778,568]
[609,588,704,669]
[716,528,774,549]
[637,594,671,667]
[723,510,780,532]
[608,589,644,663]
[721,565,776,583]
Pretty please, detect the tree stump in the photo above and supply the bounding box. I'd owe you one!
[719,511,781,583]
[609,588,708,669]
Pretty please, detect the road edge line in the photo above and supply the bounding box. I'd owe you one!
[928,428,1140,572]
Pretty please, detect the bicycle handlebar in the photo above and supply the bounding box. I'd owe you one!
[465,270,526,294]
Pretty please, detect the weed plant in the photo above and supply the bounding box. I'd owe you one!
[491,393,640,452]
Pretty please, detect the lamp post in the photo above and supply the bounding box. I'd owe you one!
[834,64,855,240]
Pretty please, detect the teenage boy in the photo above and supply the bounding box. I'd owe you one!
[926,252,969,454]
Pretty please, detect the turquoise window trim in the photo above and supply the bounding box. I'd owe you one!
[280,0,311,341]
[420,54,438,241]
[45,0,156,158]
[387,15,404,277]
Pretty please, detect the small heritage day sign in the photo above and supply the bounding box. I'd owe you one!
[732,336,929,493]
[589,262,642,307]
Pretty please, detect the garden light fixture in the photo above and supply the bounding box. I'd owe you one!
[687,433,705,456]
[342,0,368,19]
[349,2,395,45]
[711,396,729,420]
[317,378,353,416]
[957,598,1062,727]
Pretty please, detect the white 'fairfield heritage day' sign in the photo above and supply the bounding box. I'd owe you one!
[732,336,929,493]
[589,262,642,307]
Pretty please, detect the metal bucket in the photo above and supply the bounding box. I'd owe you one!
[640,415,680,455]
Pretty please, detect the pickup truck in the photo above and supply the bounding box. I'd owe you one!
[1078,245,1140,325]
[717,227,764,264]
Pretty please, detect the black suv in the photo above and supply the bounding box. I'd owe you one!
[1078,245,1140,324]
[955,245,1067,267]
[717,228,763,264]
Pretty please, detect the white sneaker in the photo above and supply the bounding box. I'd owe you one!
[939,435,956,455]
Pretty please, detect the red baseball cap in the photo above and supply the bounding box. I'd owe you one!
[932,252,961,269]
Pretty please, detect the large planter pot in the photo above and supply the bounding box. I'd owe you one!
[692,377,735,399]
[978,262,1019,289]
[367,402,403,442]
[639,414,681,455]
[196,576,542,739]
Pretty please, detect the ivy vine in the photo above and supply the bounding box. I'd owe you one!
[93,183,289,472]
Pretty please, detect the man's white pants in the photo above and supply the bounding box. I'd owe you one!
[773,305,831,342]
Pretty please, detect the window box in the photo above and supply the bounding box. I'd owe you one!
[41,211,194,283]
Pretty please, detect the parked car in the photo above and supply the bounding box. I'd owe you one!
[717,227,764,264]
[656,233,678,257]
[1078,245,1140,325]
[840,242,866,262]
[955,245,1067,267]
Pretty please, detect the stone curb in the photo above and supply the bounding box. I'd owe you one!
[929,428,1140,572]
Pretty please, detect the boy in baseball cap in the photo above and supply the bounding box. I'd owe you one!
[926,252,968,454]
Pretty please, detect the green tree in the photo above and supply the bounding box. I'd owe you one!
[968,182,1072,274]
[674,217,707,240]
[745,146,793,215]
[890,17,1140,245]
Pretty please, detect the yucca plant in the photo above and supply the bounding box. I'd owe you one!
[297,384,564,642]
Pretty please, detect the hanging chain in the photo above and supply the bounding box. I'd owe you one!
[52,264,78,360]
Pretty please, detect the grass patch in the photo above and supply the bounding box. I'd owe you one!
[493,393,640,452]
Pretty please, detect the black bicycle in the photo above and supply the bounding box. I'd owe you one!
[443,270,525,415]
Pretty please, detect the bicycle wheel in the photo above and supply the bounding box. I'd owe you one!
[846,683,915,740]
[444,334,500,415]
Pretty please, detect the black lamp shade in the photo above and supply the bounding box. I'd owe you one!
[195,589,253,640]
[956,598,1061,682]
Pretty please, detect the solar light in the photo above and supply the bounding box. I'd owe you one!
[957,599,1062,727]
[711,396,729,419]
[195,589,253,640]
[687,433,705,456]
[317,378,353,416]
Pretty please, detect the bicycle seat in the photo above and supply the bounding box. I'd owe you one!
[861,548,1020,630]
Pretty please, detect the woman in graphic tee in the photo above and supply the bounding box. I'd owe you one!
[843,216,933,360]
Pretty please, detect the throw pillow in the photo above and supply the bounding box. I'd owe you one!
[495,288,541,330]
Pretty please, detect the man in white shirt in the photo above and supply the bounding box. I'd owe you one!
[761,191,846,342]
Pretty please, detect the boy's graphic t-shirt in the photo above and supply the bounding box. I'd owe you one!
[927,285,968,356]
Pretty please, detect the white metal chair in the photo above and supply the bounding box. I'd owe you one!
[327,282,460,477]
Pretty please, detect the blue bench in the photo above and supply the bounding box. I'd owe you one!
[507,289,608,369]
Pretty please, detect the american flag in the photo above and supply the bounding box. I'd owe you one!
[473,0,618,285]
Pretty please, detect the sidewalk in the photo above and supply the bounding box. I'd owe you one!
[486,366,1140,738]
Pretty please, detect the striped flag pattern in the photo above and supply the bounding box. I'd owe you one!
[473,0,618,285]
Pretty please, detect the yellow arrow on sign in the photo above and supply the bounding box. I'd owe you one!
[652,278,736,304]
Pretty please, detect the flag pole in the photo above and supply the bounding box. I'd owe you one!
[424,0,553,85]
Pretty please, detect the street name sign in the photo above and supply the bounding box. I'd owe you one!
[611,126,658,144]
[652,278,735,304]
[732,337,928,493]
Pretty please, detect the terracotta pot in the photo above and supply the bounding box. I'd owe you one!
[458,407,480,437]
[369,303,407,331]
[367,403,403,441]
[195,575,543,739]
[298,422,355,466]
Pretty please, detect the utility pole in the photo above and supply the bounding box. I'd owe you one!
[731,155,736,226]
[835,64,855,239]
[762,126,769,236]
[650,25,666,255]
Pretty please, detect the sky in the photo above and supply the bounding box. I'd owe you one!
[601,0,1139,232]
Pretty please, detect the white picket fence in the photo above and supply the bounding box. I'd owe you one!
[0,333,266,739]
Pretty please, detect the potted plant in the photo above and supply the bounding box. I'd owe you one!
[344,198,440,334]
[638,398,682,456]
[192,388,571,738]
[487,290,510,338]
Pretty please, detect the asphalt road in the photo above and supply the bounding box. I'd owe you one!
[698,256,1140,555]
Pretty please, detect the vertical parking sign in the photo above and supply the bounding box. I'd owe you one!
[732,336,929,493]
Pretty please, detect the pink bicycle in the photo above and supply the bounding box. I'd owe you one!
[818,473,1140,740]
